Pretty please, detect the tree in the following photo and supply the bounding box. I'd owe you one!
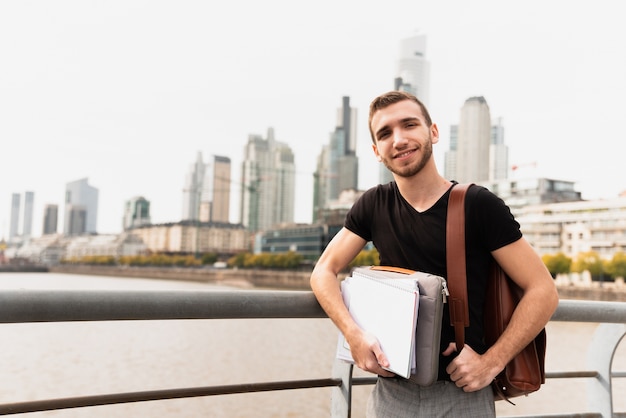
[572,251,606,281]
[606,251,626,280]
[200,252,218,265]
[542,252,572,277]
[348,248,380,270]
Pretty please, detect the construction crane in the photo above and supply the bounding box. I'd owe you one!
[511,161,538,171]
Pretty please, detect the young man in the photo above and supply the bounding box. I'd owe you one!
[310,91,558,417]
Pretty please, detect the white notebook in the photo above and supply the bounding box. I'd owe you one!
[336,271,420,378]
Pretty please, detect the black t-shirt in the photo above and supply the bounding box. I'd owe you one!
[344,182,522,380]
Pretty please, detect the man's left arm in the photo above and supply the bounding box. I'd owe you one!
[446,237,559,392]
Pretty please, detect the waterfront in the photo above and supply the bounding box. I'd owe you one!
[0,273,624,417]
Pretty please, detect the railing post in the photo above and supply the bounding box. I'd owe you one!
[586,323,626,418]
[331,359,353,418]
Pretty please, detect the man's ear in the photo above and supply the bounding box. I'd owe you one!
[430,123,440,144]
[372,144,382,161]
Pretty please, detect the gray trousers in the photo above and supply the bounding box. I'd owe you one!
[366,377,495,417]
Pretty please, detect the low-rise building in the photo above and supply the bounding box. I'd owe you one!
[130,221,250,256]
[256,223,343,262]
[12,234,68,265]
[516,196,626,259]
[478,177,583,216]
[65,233,147,260]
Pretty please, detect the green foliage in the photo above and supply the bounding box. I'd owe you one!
[226,251,304,269]
[61,255,116,265]
[348,248,380,270]
[542,252,572,276]
[200,252,218,265]
[572,251,602,275]
[606,251,626,280]
[572,251,608,280]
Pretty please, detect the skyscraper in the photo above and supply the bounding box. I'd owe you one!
[43,204,58,235]
[182,152,206,222]
[394,33,430,104]
[240,128,295,232]
[22,191,34,238]
[182,152,231,223]
[381,33,431,185]
[64,178,99,235]
[8,191,35,240]
[9,193,20,241]
[490,117,509,181]
[65,205,87,236]
[445,97,492,183]
[123,196,151,230]
[202,155,231,223]
[313,96,358,222]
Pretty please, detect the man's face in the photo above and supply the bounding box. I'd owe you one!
[370,100,439,178]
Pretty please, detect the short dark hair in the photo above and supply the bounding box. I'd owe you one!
[368,91,432,144]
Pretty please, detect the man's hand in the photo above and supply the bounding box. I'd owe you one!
[443,343,499,392]
[347,330,395,377]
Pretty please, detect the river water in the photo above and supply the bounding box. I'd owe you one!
[0,273,624,417]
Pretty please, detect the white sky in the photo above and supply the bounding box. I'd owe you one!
[1,0,624,237]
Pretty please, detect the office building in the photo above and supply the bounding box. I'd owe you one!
[478,177,582,217]
[9,193,20,241]
[444,97,494,183]
[516,195,626,259]
[313,96,358,222]
[64,178,99,235]
[394,33,430,104]
[123,196,151,230]
[65,205,87,236]
[240,128,295,232]
[490,118,508,181]
[182,152,231,224]
[380,33,431,185]
[8,191,35,241]
[22,191,34,238]
[203,155,231,223]
[131,221,249,255]
[42,204,59,235]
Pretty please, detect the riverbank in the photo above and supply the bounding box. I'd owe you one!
[48,264,316,290]
[0,265,48,273]
[46,264,626,302]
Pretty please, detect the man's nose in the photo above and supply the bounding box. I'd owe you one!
[393,130,408,147]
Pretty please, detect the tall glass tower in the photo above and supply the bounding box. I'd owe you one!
[123,196,151,230]
[43,204,59,235]
[9,193,20,241]
[447,97,492,183]
[381,33,431,185]
[182,152,231,224]
[64,178,99,235]
[240,128,295,232]
[22,191,34,238]
[313,96,358,222]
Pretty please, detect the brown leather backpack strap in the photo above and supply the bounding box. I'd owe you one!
[446,183,472,351]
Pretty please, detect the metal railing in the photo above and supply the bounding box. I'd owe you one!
[0,289,624,417]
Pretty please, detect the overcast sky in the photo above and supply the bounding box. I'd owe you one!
[1,0,624,237]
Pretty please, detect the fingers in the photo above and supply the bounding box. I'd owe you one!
[373,350,395,377]
[441,342,457,356]
[373,345,389,368]
[357,336,395,376]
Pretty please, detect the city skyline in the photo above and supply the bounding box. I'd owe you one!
[1,1,624,237]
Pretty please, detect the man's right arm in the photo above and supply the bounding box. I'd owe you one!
[310,227,394,377]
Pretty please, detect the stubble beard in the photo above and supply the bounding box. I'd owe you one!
[382,134,433,178]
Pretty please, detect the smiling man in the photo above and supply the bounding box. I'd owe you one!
[310,90,558,417]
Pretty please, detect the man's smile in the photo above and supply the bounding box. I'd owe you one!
[394,148,417,160]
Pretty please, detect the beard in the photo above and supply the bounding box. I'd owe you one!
[381,133,433,178]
